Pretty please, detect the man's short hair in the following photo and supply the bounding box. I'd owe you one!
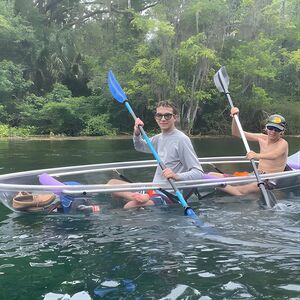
[156,101,178,115]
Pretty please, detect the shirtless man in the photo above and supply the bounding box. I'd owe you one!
[220,107,288,196]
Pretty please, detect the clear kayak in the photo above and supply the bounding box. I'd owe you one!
[0,153,299,214]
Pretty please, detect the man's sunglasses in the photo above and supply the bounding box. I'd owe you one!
[154,113,174,121]
[266,126,282,132]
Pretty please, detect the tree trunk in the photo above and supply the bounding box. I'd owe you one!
[180,58,210,135]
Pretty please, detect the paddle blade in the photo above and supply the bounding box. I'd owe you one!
[213,66,230,93]
[108,70,128,103]
[258,189,278,209]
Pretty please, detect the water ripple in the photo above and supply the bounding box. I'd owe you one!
[0,199,299,299]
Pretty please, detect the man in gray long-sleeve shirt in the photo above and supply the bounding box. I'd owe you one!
[108,100,204,208]
[134,122,203,183]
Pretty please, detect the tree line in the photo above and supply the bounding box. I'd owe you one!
[0,0,299,137]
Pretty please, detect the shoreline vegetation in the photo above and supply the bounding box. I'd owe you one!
[1,134,299,141]
[0,1,299,139]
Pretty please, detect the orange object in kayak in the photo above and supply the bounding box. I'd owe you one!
[147,189,158,197]
[232,171,250,176]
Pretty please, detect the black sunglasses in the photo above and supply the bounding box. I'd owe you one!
[154,113,174,121]
[267,126,282,132]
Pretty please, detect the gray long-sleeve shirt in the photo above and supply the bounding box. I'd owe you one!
[133,129,204,183]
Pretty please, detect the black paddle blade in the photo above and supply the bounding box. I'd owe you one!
[213,66,230,93]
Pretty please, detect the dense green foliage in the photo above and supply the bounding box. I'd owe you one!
[0,0,299,137]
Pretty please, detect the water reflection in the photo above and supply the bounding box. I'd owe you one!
[0,137,299,299]
[0,199,299,299]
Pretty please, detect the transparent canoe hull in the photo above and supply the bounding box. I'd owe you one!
[0,156,299,213]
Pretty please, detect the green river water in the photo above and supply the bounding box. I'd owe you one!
[0,136,299,300]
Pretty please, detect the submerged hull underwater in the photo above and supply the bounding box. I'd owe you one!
[0,155,299,214]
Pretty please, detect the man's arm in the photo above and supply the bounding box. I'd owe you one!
[231,107,263,142]
[247,140,288,160]
[132,118,152,153]
[162,166,203,181]
[176,136,204,181]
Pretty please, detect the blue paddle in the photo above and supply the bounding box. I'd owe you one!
[108,70,204,226]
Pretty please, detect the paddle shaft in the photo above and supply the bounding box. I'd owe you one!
[217,72,274,208]
[124,101,192,212]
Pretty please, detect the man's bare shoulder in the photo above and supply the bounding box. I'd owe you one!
[254,132,268,141]
[278,137,288,148]
[244,132,265,142]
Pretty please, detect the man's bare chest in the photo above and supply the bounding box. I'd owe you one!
[260,139,280,154]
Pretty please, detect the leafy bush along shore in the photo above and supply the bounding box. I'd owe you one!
[1,125,299,139]
[0,124,36,137]
[0,1,299,136]
[0,81,299,137]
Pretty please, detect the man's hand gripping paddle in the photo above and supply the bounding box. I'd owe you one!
[213,66,277,208]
